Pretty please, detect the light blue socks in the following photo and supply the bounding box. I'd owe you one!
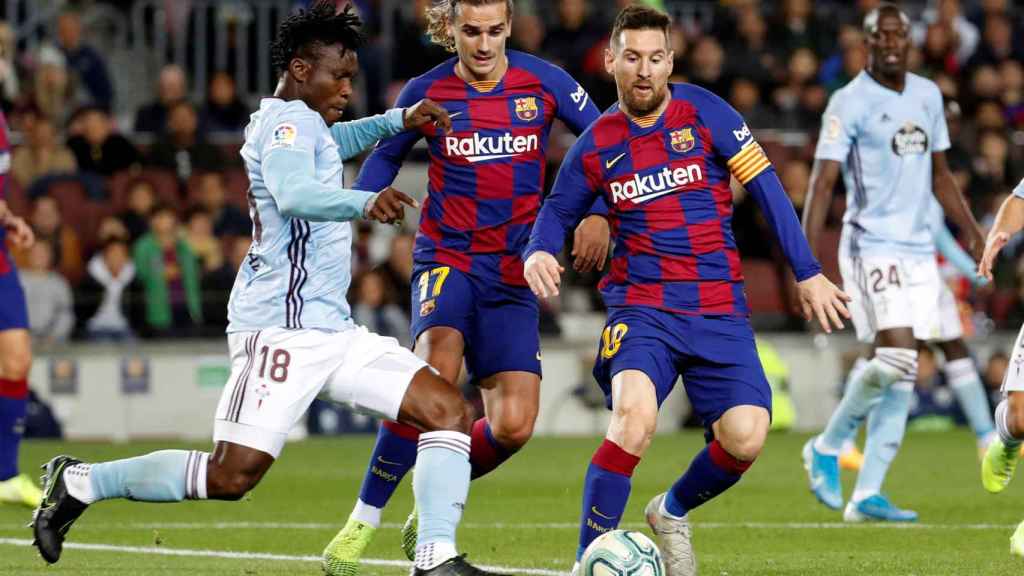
[413,430,471,570]
[64,450,209,504]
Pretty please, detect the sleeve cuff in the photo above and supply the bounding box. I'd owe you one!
[384,108,406,136]
[361,191,380,218]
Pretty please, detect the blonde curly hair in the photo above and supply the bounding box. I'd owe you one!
[425,0,513,53]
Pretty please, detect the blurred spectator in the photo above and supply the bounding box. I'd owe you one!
[18,239,74,346]
[119,177,157,243]
[724,6,776,88]
[771,48,822,130]
[821,26,867,94]
[780,160,811,213]
[510,11,545,54]
[66,106,140,176]
[1001,60,1024,128]
[390,0,451,83]
[200,72,250,133]
[352,269,410,347]
[920,22,958,77]
[96,215,130,247]
[13,196,83,285]
[0,23,20,110]
[541,0,606,93]
[729,78,772,129]
[965,12,1021,71]
[76,237,136,341]
[135,64,187,133]
[767,0,835,63]
[194,172,250,236]
[32,45,74,126]
[983,349,1009,411]
[913,0,980,67]
[183,207,224,273]
[145,101,225,181]
[687,36,729,97]
[11,113,77,190]
[379,232,415,316]
[201,234,250,333]
[55,9,114,110]
[133,205,203,337]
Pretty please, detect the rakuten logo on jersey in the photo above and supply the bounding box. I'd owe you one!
[444,132,539,163]
[609,164,704,205]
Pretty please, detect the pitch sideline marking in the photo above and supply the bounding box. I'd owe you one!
[0,521,1017,531]
[0,538,566,576]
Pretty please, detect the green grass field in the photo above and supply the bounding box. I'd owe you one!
[1,431,1022,575]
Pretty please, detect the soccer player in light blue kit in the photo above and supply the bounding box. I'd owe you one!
[801,3,986,522]
[31,5,500,574]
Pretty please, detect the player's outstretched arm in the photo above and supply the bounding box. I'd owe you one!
[524,251,565,299]
[933,152,985,260]
[980,194,1024,281]
[330,108,406,161]
[264,148,375,222]
[934,222,988,286]
[802,159,841,259]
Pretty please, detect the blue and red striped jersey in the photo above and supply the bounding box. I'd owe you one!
[527,83,820,315]
[0,110,10,250]
[354,50,601,286]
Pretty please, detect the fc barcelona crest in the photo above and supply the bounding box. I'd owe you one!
[671,128,695,153]
[515,97,539,121]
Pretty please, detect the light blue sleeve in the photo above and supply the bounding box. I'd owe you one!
[329,108,406,161]
[928,81,951,152]
[934,221,987,286]
[814,89,857,162]
[260,109,375,221]
[1014,178,1024,199]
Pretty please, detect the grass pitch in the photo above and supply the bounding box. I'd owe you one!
[1,431,1022,575]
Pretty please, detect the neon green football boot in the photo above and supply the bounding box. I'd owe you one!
[0,473,42,508]
[321,517,377,576]
[982,438,1020,494]
[401,504,418,561]
[1011,520,1024,557]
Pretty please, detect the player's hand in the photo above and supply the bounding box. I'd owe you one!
[524,251,565,298]
[796,273,851,334]
[3,214,33,249]
[979,230,1010,281]
[365,187,419,225]
[404,99,451,133]
[966,227,986,263]
[572,215,610,273]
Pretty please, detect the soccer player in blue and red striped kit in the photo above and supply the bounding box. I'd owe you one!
[523,6,850,575]
[322,1,613,573]
[0,109,42,509]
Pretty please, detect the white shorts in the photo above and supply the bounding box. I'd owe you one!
[214,326,428,457]
[1003,325,1024,393]
[935,278,964,342]
[839,254,943,343]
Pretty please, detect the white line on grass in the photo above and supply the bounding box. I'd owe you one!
[0,537,567,576]
[0,520,1017,531]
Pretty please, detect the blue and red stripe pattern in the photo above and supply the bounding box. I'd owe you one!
[0,110,10,272]
[527,83,819,316]
[355,50,600,287]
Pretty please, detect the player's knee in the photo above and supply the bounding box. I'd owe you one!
[206,467,261,501]
[0,347,31,380]
[489,412,536,451]
[610,404,657,455]
[420,392,473,434]
[716,416,768,462]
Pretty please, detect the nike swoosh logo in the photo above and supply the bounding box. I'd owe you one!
[605,152,627,170]
[377,456,404,466]
[448,111,464,119]
[591,505,617,520]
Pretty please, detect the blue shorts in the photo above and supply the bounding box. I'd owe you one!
[410,265,541,384]
[592,307,771,433]
[0,264,29,332]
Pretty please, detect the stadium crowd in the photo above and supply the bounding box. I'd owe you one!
[2,0,1024,353]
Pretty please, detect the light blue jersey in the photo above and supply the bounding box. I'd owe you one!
[227,98,405,333]
[1014,178,1024,199]
[815,71,950,257]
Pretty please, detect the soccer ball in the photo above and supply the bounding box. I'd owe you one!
[580,530,665,576]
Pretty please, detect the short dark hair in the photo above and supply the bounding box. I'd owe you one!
[610,4,672,50]
[270,1,364,75]
[863,3,910,35]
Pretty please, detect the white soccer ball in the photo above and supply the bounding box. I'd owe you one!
[580,530,665,576]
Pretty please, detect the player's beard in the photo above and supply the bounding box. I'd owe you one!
[621,83,668,118]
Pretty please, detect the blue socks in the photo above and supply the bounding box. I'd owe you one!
[65,450,209,504]
[576,439,639,560]
[664,439,751,517]
[852,382,913,502]
[0,393,27,481]
[944,358,995,440]
[354,421,419,526]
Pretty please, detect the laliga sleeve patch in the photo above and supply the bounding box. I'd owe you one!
[270,123,298,148]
